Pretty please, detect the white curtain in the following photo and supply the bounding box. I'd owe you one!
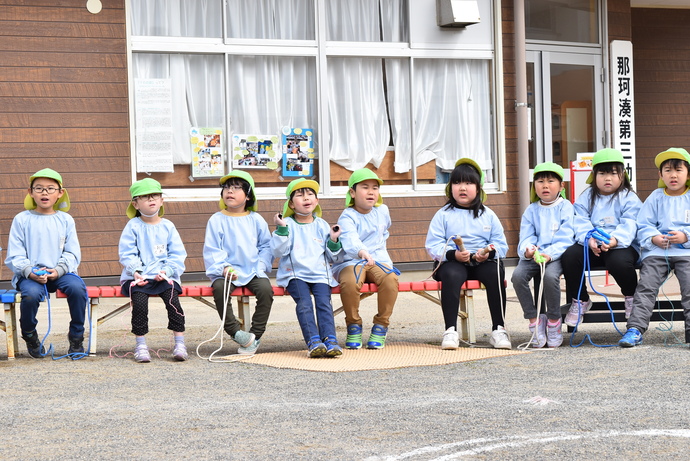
[410,59,493,172]
[227,56,317,136]
[133,54,225,165]
[131,0,221,37]
[226,0,314,40]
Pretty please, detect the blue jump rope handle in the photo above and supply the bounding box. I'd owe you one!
[33,268,48,276]
[591,228,611,245]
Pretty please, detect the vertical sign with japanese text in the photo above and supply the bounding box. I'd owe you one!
[610,40,636,189]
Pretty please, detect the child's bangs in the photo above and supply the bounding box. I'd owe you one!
[450,164,481,185]
[594,162,624,176]
[534,171,562,182]
[661,158,690,170]
[291,187,317,199]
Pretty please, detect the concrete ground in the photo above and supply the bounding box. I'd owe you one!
[1,268,689,460]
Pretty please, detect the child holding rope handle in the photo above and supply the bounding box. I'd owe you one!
[203,170,273,355]
[119,178,187,363]
[560,148,642,326]
[271,178,344,357]
[620,148,690,347]
[5,168,87,359]
[511,163,574,348]
[332,168,399,349]
[425,158,510,350]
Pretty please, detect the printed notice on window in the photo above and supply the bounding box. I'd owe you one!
[134,78,174,173]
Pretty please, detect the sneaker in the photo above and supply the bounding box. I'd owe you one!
[345,324,363,349]
[546,318,563,348]
[134,343,151,363]
[323,335,343,357]
[619,327,643,348]
[68,334,85,357]
[22,331,45,359]
[624,296,634,319]
[489,326,512,349]
[172,342,188,361]
[238,339,261,355]
[441,326,459,350]
[528,315,547,348]
[367,324,388,349]
[233,330,256,348]
[307,337,327,358]
[564,299,592,327]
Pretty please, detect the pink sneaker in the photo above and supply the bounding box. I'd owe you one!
[546,318,563,348]
[564,299,592,327]
[528,314,547,348]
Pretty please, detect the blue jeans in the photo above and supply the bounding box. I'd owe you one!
[287,279,336,344]
[17,273,87,338]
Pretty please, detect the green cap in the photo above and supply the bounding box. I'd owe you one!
[530,162,567,203]
[25,168,70,212]
[655,148,690,188]
[446,158,487,203]
[219,170,257,211]
[585,148,626,184]
[127,178,164,218]
[345,168,383,207]
[282,178,322,218]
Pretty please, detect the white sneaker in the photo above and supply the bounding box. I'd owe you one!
[441,327,459,350]
[489,326,512,349]
[564,299,592,327]
[134,343,151,363]
[624,296,634,319]
[528,314,547,348]
[546,318,563,348]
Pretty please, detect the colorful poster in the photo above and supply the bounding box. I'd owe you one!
[231,134,280,170]
[190,127,224,178]
[281,127,314,177]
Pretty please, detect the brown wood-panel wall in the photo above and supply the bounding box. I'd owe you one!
[0,0,131,282]
[632,7,690,201]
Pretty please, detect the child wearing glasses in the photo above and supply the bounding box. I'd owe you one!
[203,171,273,355]
[118,178,188,363]
[5,168,88,358]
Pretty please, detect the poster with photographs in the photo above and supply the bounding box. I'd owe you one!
[281,127,314,177]
[231,134,279,169]
[190,127,224,178]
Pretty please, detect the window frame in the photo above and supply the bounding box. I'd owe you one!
[126,0,506,202]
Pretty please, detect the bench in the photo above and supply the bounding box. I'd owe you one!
[0,280,486,359]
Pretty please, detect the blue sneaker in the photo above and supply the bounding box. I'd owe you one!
[345,324,363,349]
[307,336,327,358]
[619,327,643,348]
[367,324,388,349]
[323,335,343,357]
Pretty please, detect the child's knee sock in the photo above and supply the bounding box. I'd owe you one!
[175,334,184,344]
[136,336,146,346]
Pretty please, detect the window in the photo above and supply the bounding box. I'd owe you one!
[129,0,499,195]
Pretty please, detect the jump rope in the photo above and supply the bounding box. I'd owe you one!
[568,228,682,348]
[195,267,254,362]
[33,271,92,360]
[108,272,184,359]
[430,235,504,348]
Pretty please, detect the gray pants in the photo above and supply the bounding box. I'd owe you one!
[627,256,690,341]
[511,259,563,320]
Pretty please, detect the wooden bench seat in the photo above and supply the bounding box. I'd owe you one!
[1,280,486,359]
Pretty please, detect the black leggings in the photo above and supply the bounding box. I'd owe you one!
[561,243,639,301]
[131,288,185,336]
[433,259,506,331]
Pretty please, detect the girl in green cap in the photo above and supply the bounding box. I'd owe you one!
[271,178,344,357]
[561,148,642,327]
[119,178,188,362]
[425,158,510,350]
